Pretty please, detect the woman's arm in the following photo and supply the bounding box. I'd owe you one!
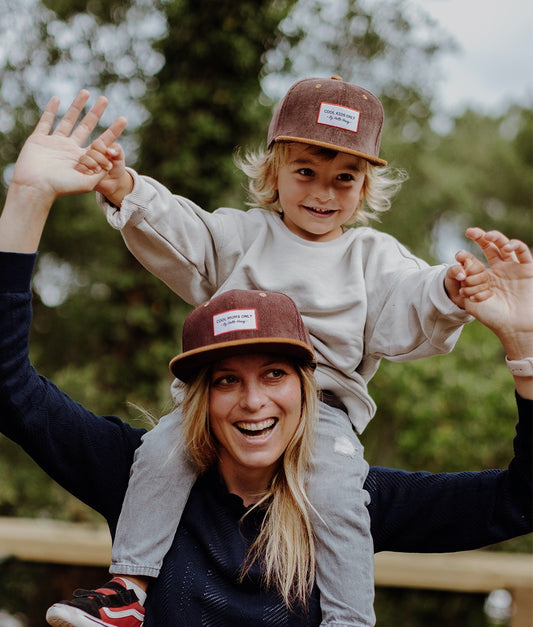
[367,392,532,553]
[0,93,134,530]
[0,251,144,531]
[367,230,533,552]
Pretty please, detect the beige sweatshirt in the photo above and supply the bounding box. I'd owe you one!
[99,169,471,432]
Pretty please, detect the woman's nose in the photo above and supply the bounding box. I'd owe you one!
[239,381,267,411]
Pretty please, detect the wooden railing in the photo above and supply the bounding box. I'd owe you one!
[0,517,531,625]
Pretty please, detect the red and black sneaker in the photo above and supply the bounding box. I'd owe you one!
[46,578,145,627]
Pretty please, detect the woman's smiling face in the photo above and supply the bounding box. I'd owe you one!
[276,143,366,242]
[208,353,302,501]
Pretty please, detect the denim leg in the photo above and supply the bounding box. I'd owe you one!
[110,408,198,577]
[307,401,375,626]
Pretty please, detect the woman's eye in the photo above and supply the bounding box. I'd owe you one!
[212,374,237,387]
[265,368,286,380]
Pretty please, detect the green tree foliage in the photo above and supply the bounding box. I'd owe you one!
[0,0,299,517]
[135,0,300,208]
[0,0,530,536]
[381,104,533,261]
[0,1,531,623]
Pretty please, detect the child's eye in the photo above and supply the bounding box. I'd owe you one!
[297,168,314,177]
[338,172,355,182]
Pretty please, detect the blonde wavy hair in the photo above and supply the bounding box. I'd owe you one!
[236,142,407,226]
[180,360,318,609]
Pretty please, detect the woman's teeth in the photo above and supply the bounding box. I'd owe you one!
[235,418,277,436]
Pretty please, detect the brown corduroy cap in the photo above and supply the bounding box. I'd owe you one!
[169,289,316,382]
[268,75,387,166]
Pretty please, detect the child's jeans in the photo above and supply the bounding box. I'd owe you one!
[111,399,375,627]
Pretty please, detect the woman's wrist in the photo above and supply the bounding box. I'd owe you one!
[497,331,533,400]
[506,356,533,377]
[507,358,533,400]
[498,329,533,362]
[0,183,53,252]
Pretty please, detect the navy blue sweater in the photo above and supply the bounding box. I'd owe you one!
[0,252,531,625]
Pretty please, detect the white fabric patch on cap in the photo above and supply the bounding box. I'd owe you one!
[317,102,360,133]
[213,309,257,336]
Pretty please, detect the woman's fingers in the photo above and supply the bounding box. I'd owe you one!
[465,227,530,267]
[31,97,61,136]
[501,238,533,264]
[69,95,110,144]
[97,116,127,147]
[465,227,508,265]
[33,90,121,149]
[51,90,92,138]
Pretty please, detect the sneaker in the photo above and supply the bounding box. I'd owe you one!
[46,578,145,627]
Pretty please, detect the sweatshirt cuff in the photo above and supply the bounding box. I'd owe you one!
[0,251,37,293]
[431,265,474,322]
[97,168,153,230]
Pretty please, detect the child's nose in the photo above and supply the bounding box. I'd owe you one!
[312,183,335,203]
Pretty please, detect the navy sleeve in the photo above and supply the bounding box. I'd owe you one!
[0,252,145,535]
[2,252,531,553]
[366,394,532,553]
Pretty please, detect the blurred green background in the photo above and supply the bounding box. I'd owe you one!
[0,0,531,624]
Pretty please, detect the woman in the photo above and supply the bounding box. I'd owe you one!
[0,94,531,627]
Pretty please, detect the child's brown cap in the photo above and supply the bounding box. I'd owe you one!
[267,75,387,166]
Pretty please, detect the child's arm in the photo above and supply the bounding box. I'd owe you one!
[76,140,133,207]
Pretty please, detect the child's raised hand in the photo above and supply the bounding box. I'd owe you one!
[10,90,126,204]
[76,138,133,205]
[444,251,490,309]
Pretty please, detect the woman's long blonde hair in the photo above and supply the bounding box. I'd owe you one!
[236,141,407,226]
[181,360,318,609]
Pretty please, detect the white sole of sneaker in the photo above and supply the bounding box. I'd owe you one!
[46,604,115,627]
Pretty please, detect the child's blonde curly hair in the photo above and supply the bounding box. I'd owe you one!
[236,142,407,226]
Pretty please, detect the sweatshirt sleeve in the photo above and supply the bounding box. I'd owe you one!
[0,252,145,533]
[366,393,532,553]
[98,169,229,305]
[362,230,473,362]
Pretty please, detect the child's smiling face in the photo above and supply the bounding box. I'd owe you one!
[275,143,366,242]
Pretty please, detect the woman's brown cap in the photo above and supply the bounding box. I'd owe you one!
[170,289,316,382]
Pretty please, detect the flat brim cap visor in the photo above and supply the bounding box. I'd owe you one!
[170,338,315,382]
[169,289,316,382]
[267,76,387,166]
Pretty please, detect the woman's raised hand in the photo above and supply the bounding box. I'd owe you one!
[0,90,126,253]
[459,228,533,358]
[10,89,127,204]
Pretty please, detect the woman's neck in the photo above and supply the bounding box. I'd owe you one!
[217,463,275,507]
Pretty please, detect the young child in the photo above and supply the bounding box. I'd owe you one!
[47,77,480,627]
